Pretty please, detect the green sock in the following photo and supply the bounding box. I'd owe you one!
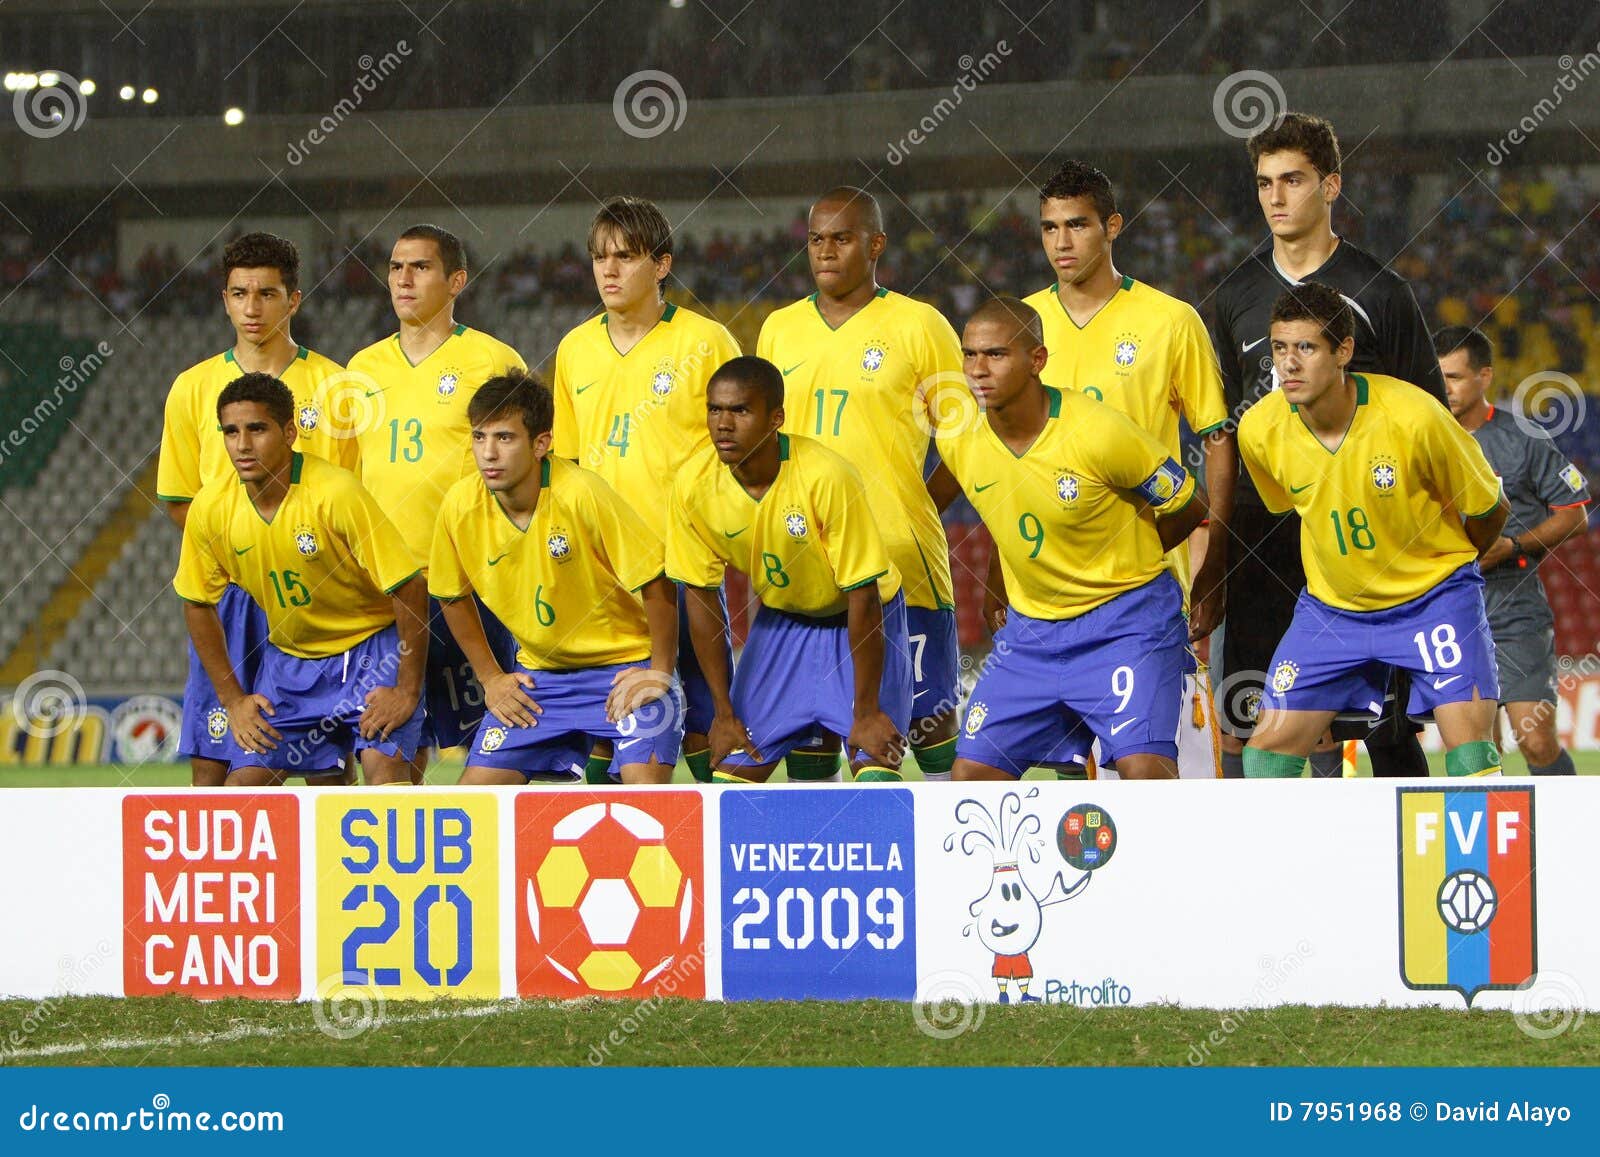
[1055,765,1088,781]
[684,748,713,784]
[785,749,842,783]
[1242,749,1307,779]
[584,753,614,784]
[853,766,904,783]
[1445,741,1502,778]
[712,770,756,785]
[912,737,957,782]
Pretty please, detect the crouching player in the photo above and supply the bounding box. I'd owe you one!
[943,299,1207,781]
[1239,285,1510,778]
[431,371,683,784]
[174,374,428,786]
[669,356,913,783]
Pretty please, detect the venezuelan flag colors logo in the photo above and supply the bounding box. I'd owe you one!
[1397,786,1536,1005]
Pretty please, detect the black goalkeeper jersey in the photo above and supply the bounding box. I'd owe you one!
[1211,236,1447,506]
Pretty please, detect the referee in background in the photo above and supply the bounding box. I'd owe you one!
[1210,112,1447,778]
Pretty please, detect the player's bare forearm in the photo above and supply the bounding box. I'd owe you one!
[846,585,885,718]
[163,500,190,531]
[982,548,1008,633]
[389,575,429,697]
[440,594,502,679]
[1201,429,1237,563]
[1465,496,1511,558]
[926,460,963,514]
[639,575,679,674]
[1158,486,1209,553]
[685,584,735,717]
[183,601,246,705]
[1517,504,1589,555]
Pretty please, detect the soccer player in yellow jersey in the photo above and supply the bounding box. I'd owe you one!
[942,300,1207,782]
[1238,285,1509,778]
[756,187,964,783]
[156,232,358,786]
[347,225,527,778]
[552,196,740,784]
[433,371,683,785]
[669,356,913,783]
[173,375,428,787]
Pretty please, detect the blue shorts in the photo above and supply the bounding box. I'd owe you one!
[235,624,425,774]
[422,594,516,750]
[957,575,1187,776]
[1261,565,1499,719]
[724,592,913,768]
[678,583,732,738]
[906,605,960,723]
[179,584,268,761]
[464,661,685,781]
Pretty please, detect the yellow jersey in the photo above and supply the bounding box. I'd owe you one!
[429,458,665,671]
[1237,373,1502,611]
[347,324,527,566]
[551,303,741,513]
[157,346,359,503]
[667,434,901,617]
[756,288,962,611]
[173,454,420,659]
[1023,276,1228,594]
[938,387,1197,620]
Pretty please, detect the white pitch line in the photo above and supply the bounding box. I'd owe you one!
[2,1000,534,1061]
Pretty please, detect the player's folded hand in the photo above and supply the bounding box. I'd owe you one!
[982,587,1008,634]
[847,710,906,769]
[709,713,760,768]
[484,671,541,729]
[1188,562,1225,642]
[606,667,672,723]
[228,693,280,754]
[360,684,419,742]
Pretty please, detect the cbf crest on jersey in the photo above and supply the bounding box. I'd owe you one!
[297,404,320,432]
[1398,786,1535,1005]
[859,339,889,374]
[480,727,507,753]
[782,505,809,539]
[547,527,573,562]
[1113,332,1139,369]
[1055,473,1079,504]
[649,358,676,397]
[437,369,462,400]
[293,523,320,557]
[1270,660,1298,693]
[1370,454,1398,495]
[205,707,230,740]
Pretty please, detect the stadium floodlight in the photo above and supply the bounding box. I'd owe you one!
[119,84,135,100]
[2,74,15,92]
[39,71,59,87]
[141,87,158,104]
[79,78,96,95]
[223,107,244,126]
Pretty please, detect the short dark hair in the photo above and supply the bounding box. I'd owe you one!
[223,232,300,295]
[217,372,294,426]
[1248,111,1341,177]
[588,196,673,264]
[810,187,884,235]
[399,223,467,276]
[967,297,1044,350]
[1433,326,1494,371]
[467,369,554,438]
[1270,282,1354,350]
[1038,159,1117,223]
[709,356,785,411]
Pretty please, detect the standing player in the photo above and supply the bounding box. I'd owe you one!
[946,299,1207,782]
[1211,112,1447,778]
[1239,287,1508,778]
[1438,326,1589,775]
[432,371,683,784]
[157,232,358,786]
[1020,159,1233,778]
[551,196,740,784]
[348,225,526,780]
[174,375,428,786]
[756,187,964,783]
[669,356,912,783]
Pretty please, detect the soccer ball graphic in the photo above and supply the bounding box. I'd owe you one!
[1437,868,1498,934]
[526,801,694,992]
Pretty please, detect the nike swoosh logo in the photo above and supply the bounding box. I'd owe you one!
[363,388,385,397]
[487,553,511,566]
[724,527,748,538]
[974,482,997,493]
[1109,717,1138,736]
[1242,337,1268,353]
[617,738,643,750]
[1432,675,1463,690]
[782,363,805,376]
[234,546,254,556]
[1289,482,1313,494]
[576,381,597,395]
[913,689,929,701]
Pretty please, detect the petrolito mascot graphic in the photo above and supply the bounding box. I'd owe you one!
[944,789,1115,1004]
